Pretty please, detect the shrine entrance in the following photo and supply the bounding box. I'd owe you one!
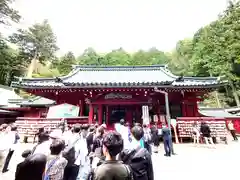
[107,105,142,126]
[91,92,151,128]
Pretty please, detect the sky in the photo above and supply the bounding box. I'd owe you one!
[1,0,229,56]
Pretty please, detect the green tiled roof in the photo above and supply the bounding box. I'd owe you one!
[199,108,240,118]
[18,96,55,106]
[11,65,226,89]
[0,109,19,115]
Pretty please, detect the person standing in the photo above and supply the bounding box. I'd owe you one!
[2,124,19,173]
[115,119,130,148]
[119,125,154,180]
[150,124,159,153]
[63,124,85,180]
[43,139,67,180]
[192,123,200,145]
[15,149,32,180]
[0,124,9,170]
[162,124,172,157]
[33,127,45,144]
[93,131,131,180]
[15,153,47,180]
[200,122,214,145]
[143,124,152,154]
[86,126,95,155]
[228,121,238,141]
[33,131,51,156]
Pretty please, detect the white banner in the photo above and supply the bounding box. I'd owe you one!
[142,105,150,125]
[47,103,80,118]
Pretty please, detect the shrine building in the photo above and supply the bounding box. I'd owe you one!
[11,65,226,128]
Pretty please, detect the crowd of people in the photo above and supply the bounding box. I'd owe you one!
[0,119,171,180]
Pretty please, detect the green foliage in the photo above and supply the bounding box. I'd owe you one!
[168,0,240,107]
[77,48,102,65]
[56,51,76,75]
[0,0,21,25]
[32,68,60,78]
[9,20,59,64]
[3,0,240,107]
[75,47,169,67]
[167,39,194,76]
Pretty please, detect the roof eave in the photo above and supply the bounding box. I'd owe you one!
[11,83,225,90]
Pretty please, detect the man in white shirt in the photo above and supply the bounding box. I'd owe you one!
[192,123,200,144]
[63,125,88,180]
[115,119,130,148]
[228,121,238,141]
[0,124,12,172]
[33,132,51,156]
[2,124,19,173]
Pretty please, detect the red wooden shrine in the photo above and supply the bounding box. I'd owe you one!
[11,65,226,130]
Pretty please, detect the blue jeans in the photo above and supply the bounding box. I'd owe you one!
[163,137,171,156]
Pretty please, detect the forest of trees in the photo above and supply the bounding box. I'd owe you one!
[1,0,240,107]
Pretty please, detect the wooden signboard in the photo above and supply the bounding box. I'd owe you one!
[177,120,228,138]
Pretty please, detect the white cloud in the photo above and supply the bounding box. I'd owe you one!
[2,0,228,56]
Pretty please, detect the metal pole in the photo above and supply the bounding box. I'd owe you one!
[164,93,176,154]
[164,93,172,136]
[154,87,175,154]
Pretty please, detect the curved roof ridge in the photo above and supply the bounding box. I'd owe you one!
[59,66,81,80]
[160,65,179,79]
[183,76,219,80]
[72,65,167,69]
[59,64,178,81]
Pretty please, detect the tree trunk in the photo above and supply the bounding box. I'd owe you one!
[229,81,240,107]
[26,54,38,78]
[209,72,221,108]
[214,91,222,108]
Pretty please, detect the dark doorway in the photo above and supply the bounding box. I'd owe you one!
[109,105,127,125]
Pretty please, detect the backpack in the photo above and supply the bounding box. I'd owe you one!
[94,137,103,157]
[121,147,149,180]
[43,157,59,180]
[143,130,152,143]
[62,137,80,166]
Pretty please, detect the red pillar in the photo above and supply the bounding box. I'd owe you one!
[182,101,186,117]
[193,99,198,116]
[106,106,109,127]
[126,108,132,125]
[98,104,103,125]
[157,101,161,122]
[88,104,94,124]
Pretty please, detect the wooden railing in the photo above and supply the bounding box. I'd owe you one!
[177,116,240,134]
[15,116,89,136]
[176,117,233,143]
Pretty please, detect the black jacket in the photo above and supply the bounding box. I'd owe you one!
[15,154,47,180]
[86,133,94,154]
[200,124,211,138]
[119,147,154,180]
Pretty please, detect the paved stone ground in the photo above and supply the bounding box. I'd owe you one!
[1,141,239,180]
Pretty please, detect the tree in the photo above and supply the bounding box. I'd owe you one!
[131,48,168,66]
[9,20,58,64]
[0,34,22,85]
[103,48,131,65]
[168,39,194,76]
[0,0,21,25]
[77,47,102,65]
[9,20,58,77]
[189,1,240,106]
[57,51,76,75]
